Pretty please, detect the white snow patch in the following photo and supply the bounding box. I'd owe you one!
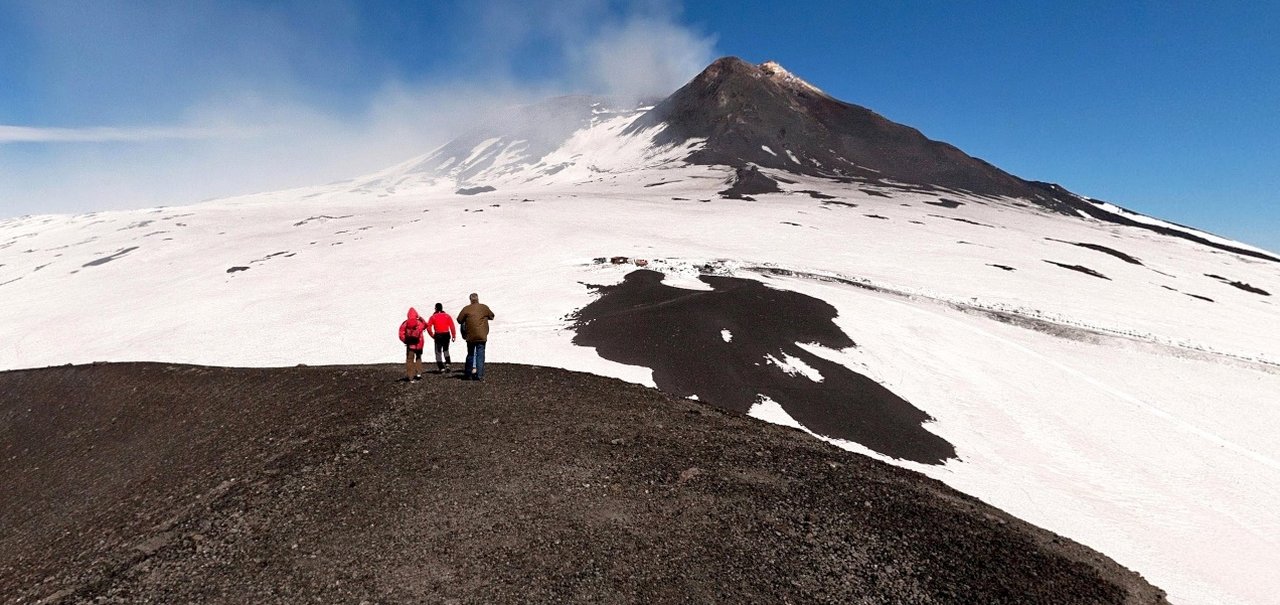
[657,266,714,291]
[765,351,824,382]
[795,341,888,385]
[721,329,733,343]
[462,137,501,166]
[747,396,895,464]
[760,61,827,96]
[760,145,777,156]
[746,395,804,430]
[484,140,532,176]
[785,150,801,164]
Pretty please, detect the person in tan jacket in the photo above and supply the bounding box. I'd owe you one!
[457,292,495,381]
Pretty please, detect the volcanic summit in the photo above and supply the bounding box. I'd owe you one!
[628,56,1077,211]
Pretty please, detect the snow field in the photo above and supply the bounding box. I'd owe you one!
[2,163,1279,604]
[763,272,1280,605]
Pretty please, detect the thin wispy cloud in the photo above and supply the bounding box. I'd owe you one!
[0,124,253,144]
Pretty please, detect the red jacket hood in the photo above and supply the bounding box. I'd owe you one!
[407,307,420,321]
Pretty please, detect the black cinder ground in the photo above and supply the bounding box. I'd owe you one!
[0,363,1167,604]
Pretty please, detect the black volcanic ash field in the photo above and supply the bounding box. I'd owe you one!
[572,270,956,465]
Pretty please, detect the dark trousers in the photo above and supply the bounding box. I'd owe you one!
[433,334,451,369]
[465,341,486,379]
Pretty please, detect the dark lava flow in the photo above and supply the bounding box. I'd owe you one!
[571,270,956,465]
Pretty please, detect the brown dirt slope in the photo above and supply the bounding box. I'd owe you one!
[0,363,1167,604]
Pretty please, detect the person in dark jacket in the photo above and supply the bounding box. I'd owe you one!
[398,307,428,381]
[457,293,495,381]
[426,302,457,373]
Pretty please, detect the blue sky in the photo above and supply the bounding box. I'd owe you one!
[1,1,1277,251]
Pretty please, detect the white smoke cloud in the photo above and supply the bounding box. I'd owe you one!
[573,17,718,103]
[0,1,717,217]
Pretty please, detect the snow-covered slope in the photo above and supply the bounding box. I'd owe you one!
[3,59,1278,604]
[348,95,699,195]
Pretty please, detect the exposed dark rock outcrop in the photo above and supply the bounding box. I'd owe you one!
[1044,260,1111,280]
[1206,273,1271,296]
[718,165,781,199]
[1045,238,1145,266]
[81,246,139,268]
[0,363,1166,604]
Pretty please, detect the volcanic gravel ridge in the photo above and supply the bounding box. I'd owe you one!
[0,363,1168,604]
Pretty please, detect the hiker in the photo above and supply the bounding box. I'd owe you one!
[457,293,495,381]
[398,307,428,381]
[426,302,457,373]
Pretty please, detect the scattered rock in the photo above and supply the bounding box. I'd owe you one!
[676,467,703,485]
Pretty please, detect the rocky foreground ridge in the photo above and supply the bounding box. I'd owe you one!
[0,363,1167,604]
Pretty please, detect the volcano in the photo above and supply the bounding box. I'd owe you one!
[630,57,1275,261]
[629,57,1073,209]
[2,57,1278,604]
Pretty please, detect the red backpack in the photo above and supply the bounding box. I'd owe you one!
[404,321,423,346]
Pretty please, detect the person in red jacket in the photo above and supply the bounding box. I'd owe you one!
[398,307,428,381]
[426,302,457,373]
